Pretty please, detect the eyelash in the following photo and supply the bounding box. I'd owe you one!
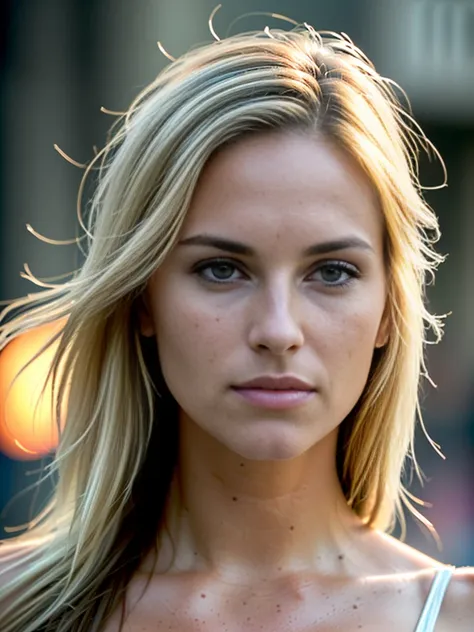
[192,257,360,288]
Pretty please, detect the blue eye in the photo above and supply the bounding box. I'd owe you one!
[192,258,359,287]
[193,259,244,284]
[314,262,359,287]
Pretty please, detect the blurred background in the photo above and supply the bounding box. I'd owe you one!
[0,0,473,565]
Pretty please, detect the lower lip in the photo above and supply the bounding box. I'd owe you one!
[231,388,315,409]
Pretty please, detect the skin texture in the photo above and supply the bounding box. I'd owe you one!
[140,130,389,574]
[120,130,474,630]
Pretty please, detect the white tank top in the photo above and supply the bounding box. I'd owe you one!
[414,566,455,631]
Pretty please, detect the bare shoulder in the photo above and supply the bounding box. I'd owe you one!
[438,567,474,630]
[368,530,447,572]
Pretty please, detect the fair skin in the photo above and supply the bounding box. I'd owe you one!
[113,130,473,631]
[2,131,472,630]
[141,130,390,580]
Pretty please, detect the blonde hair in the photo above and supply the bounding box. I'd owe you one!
[0,23,446,632]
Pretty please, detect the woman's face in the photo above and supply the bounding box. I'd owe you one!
[143,131,389,460]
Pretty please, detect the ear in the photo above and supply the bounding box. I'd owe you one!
[137,291,156,338]
[375,302,391,349]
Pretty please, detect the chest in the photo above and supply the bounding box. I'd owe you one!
[102,574,447,632]
[104,609,450,632]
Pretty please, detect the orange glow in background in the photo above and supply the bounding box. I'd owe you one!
[0,320,67,460]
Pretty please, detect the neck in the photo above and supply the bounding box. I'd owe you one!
[156,413,367,582]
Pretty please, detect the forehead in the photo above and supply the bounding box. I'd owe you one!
[181,131,383,250]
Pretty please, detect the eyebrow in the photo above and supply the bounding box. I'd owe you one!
[177,234,374,257]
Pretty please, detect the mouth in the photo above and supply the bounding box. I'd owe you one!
[231,387,315,410]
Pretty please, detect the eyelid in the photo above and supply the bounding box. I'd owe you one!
[309,258,355,268]
[193,256,359,269]
[192,256,248,272]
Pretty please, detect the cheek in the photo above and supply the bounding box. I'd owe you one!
[317,304,383,395]
[152,291,233,399]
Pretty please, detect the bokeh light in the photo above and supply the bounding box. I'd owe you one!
[0,320,67,460]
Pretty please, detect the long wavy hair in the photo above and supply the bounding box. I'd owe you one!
[0,21,446,632]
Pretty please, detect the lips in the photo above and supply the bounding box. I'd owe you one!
[231,375,316,409]
[231,381,315,410]
[232,375,315,391]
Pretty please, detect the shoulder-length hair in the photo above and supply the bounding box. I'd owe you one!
[0,24,446,632]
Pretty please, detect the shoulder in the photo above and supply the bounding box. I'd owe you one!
[367,530,447,572]
[438,567,474,630]
[363,531,474,628]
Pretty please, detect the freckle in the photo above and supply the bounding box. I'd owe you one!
[215,317,220,322]
[232,496,238,501]
[242,601,247,605]
[397,588,402,594]
[201,593,206,598]
[338,554,344,560]
[290,525,294,531]
[247,617,251,621]
[240,462,244,467]
[353,604,358,609]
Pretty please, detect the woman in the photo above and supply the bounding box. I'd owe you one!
[0,20,473,632]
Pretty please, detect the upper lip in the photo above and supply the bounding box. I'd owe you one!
[233,375,315,391]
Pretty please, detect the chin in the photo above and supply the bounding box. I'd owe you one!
[227,426,315,461]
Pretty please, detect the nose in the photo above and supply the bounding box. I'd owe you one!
[248,284,304,355]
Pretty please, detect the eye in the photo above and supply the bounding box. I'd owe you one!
[310,261,360,287]
[193,258,246,284]
[192,258,360,287]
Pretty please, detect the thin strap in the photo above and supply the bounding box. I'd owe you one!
[415,566,455,632]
